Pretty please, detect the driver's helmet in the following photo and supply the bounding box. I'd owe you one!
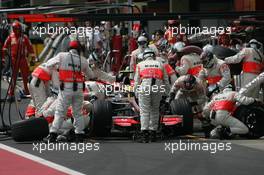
[156,39,170,53]
[171,41,185,53]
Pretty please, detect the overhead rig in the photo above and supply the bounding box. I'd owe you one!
[0,3,263,22]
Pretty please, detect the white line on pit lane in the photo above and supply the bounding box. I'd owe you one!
[0,143,85,175]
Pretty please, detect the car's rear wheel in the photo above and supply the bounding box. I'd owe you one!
[90,100,113,137]
[234,102,264,139]
[170,98,193,134]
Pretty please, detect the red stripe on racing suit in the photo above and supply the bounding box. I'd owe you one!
[187,65,202,76]
[139,67,163,79]
[242,61,263,74]
[32,67,51,81]
[164,64,175,76]
[211,100,236,113]
[59,69,85,82]
[206,76,222,85]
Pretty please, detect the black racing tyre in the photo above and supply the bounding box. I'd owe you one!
[212,46,238,59]
[234,102,264,139]
[212,46,241,75]
[181,45,203,55]
[11,117,49,142]
[90,100,113,137]
[170,98,193,134]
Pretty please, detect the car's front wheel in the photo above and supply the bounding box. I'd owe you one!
[89,100,113,137]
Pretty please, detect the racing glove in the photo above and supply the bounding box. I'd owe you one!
[169,92,176,103]
[116,73,125,82]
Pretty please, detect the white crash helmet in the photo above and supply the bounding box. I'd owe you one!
[142,48,156,60]
[137,35,148,48]
[200,44,215,68]
[88,52,101,68]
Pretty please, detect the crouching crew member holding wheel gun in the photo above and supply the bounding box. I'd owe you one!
[203,85,256,139]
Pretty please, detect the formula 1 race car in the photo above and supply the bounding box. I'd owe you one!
[87,80,194,139]
[88,80,264,139]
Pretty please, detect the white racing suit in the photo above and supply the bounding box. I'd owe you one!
[240,72,264,100]
[175,53,202,77]
[225,48,264,98]
[203,89,255,136]
[199,58,231,91]
[129,45,159,79]
[29,63,52,116]
[46,49,90,134]
[170,75,207,116]
[134,57,170,131]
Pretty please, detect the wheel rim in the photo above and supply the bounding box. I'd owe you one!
[245,112,257,130]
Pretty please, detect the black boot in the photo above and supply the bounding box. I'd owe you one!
[56,135,68,142]
[44,132,58,143]
[137,130,149,143]
[75,133,85,143]
[7,96,15,103]
[57,129,76,142]
[203,124,214,138]
[218,126,232,140]
[149,130,157,142]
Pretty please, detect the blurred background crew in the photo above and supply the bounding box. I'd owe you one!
[155,38,177,87]
[164,20,188,45]
[129,35,148,79]
[128,23,141,54]
[2,21,36,101]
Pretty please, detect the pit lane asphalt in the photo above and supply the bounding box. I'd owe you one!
[1,80,264,175]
